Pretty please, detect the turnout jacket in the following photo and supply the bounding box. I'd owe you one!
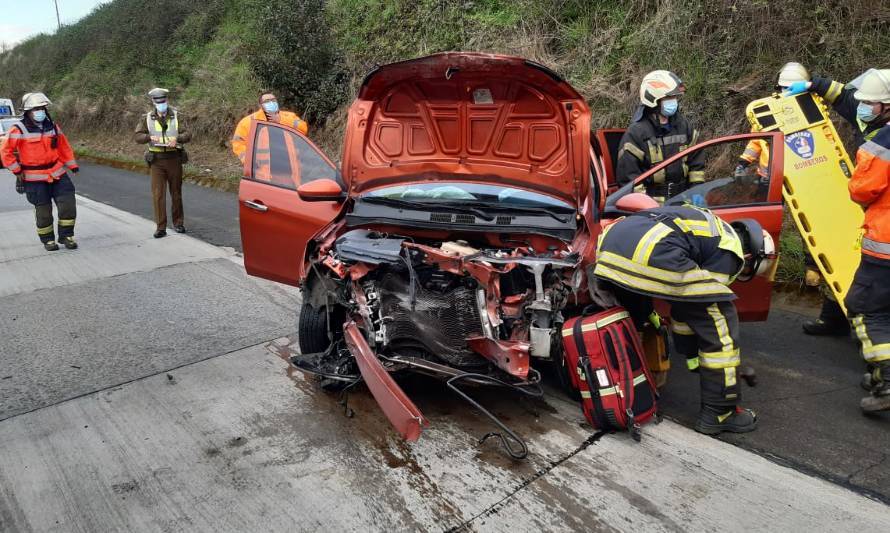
[810,76,886,149]
[615,111,705,198]
[849,125,890,262]
[1,117,78,182]
[594,205,744,302]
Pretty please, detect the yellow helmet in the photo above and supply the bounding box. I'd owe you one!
[853,69,890,103]
[777,62,810,88]
[639,70,685,108]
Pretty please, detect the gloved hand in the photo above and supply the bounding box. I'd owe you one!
[15,174,24,194]
[805,268,822,287]
[734,164,749,178]
[691,194,706,207]
[784,81,812,96]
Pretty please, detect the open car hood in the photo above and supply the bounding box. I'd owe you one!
[341,53,591,205]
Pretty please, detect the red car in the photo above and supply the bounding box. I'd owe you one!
[238,53,785,456]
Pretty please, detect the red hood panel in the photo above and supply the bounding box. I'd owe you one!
[341,53,591,204]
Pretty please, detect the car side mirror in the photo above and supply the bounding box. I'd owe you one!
[614,192,659,213]
[297,179,345,202]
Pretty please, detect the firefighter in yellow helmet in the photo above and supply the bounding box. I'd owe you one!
[231,91,309,163]
[615,70,705,203]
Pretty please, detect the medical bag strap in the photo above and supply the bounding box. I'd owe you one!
[609,322,636,431]
[574,318,612,431]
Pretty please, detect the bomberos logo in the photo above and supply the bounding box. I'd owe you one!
[786,131,815,159]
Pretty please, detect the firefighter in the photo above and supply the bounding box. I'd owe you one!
[231,91,308,163]
[841,70,890,412]
[594,202,774,434]
[616,70,706,203]
[1,92,79,251]
[785,67,890,336]
[134,88,191,238]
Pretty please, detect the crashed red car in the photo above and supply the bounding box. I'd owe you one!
[239,53,786,457]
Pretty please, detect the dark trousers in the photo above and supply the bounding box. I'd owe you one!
[845,255,890,366]
[23,175,76,243]
[670,301,742,408]
[150,155,183,231]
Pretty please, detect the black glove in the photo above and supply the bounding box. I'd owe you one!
[15,175,24,194]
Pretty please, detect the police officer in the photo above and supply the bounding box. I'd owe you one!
[616,70,706,203]
[1,92,79,251]
[134,88,191,238]
[841,70,890,413]
[594,201,774,434]
[231,90,308,163]
[785,67,890,336]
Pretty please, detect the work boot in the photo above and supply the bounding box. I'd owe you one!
[802,318,850,337]
[174,225,186,234]
[861,364,890,413]
[44,240,59,251]
[60,236,78,250]
[154,229,167,239]
[695,405,758,435]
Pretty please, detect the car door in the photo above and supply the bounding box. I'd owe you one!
[239,120,344,287]
[592,128,626,193]
[608,132,785,321]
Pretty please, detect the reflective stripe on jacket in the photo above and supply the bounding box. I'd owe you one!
[850,125,890,261]
[231,109,308,162]
[740,139,769,177]
[594,205,744,302]
[146,110,180,153]
[0,119,78,182]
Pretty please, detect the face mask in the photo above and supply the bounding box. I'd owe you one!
[262,101,279,114]
[155,102,168,114]
[857,102,879,123]
[31,110,47,123]
[660,98,679,117]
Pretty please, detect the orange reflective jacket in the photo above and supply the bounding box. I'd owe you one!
[231,109,308,162]
[850,125,890,260]
[1,120,78,181]
[739,139,769,177]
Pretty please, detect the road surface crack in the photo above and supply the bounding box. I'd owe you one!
[444,431,605,532]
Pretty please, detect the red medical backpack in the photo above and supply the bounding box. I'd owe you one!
[561,307,659,440]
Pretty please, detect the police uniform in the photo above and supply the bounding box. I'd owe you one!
[134,88,191,234]
[615,111,706,201]
[594,206,750,422]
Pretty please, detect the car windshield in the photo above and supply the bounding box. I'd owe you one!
[362,183,574,212]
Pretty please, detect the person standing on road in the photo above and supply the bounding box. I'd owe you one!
[784,67,890,337]
[840,70,890,413]
[134,88,191,239]
[1,92,79,251]
[231,91,308,163]
[615,70,706,203]
[594,203,774,434]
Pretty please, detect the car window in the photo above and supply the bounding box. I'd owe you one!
[251,123,341,190]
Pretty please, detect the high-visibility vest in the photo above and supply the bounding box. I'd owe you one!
[146,111,180,152]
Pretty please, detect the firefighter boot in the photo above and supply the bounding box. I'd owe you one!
[59,236,78,250]
[695,405,758,435]
[802,299,849,336]
[43,240,60,251]
[861,363,890,413]
[861,364,879,391]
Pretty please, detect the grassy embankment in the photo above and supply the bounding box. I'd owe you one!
[3,0,887,282]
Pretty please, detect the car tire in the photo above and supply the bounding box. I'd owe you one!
[298,303,333,354]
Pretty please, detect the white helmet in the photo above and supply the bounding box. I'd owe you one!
[777,62,810,88]
[22,92,52,111]
[639,70,685,108]
[730,219,776,281]
[853,69,890,103]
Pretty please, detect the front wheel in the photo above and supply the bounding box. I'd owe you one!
[298,303,338,354]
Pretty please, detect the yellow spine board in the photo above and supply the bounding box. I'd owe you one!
[745,93,862,314]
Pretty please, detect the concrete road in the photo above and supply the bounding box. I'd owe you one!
[2,167,889,531]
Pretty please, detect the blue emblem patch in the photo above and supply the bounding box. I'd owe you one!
[786,131,815,159]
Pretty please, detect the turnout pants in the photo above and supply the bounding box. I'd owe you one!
[845,256,890,366]
[150,154,184,231]
[23,175,77,244]
[670,301,742,407]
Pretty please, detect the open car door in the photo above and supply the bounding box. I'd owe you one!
[605,132,785,321]
[239,120,344,287]
[592,128,626,194]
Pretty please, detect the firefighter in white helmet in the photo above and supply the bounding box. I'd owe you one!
[784,67,890,337]
[0,92,80,251]
[615,70,705,203]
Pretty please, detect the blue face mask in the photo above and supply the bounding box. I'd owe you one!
[857,102,879,123]
[31,110,47,123]
[262,101,279,114]
[660,98,679,117]
[155,102,168,114]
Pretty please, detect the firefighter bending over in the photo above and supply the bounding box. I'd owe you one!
[616,70,705,203]
[1,92,79,251]
[594,202,774,434]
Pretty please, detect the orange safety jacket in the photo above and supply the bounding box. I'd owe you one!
[739,139,769,178]
[1,119,78,182]
[231,109,308,162]
[850,125,890,261]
